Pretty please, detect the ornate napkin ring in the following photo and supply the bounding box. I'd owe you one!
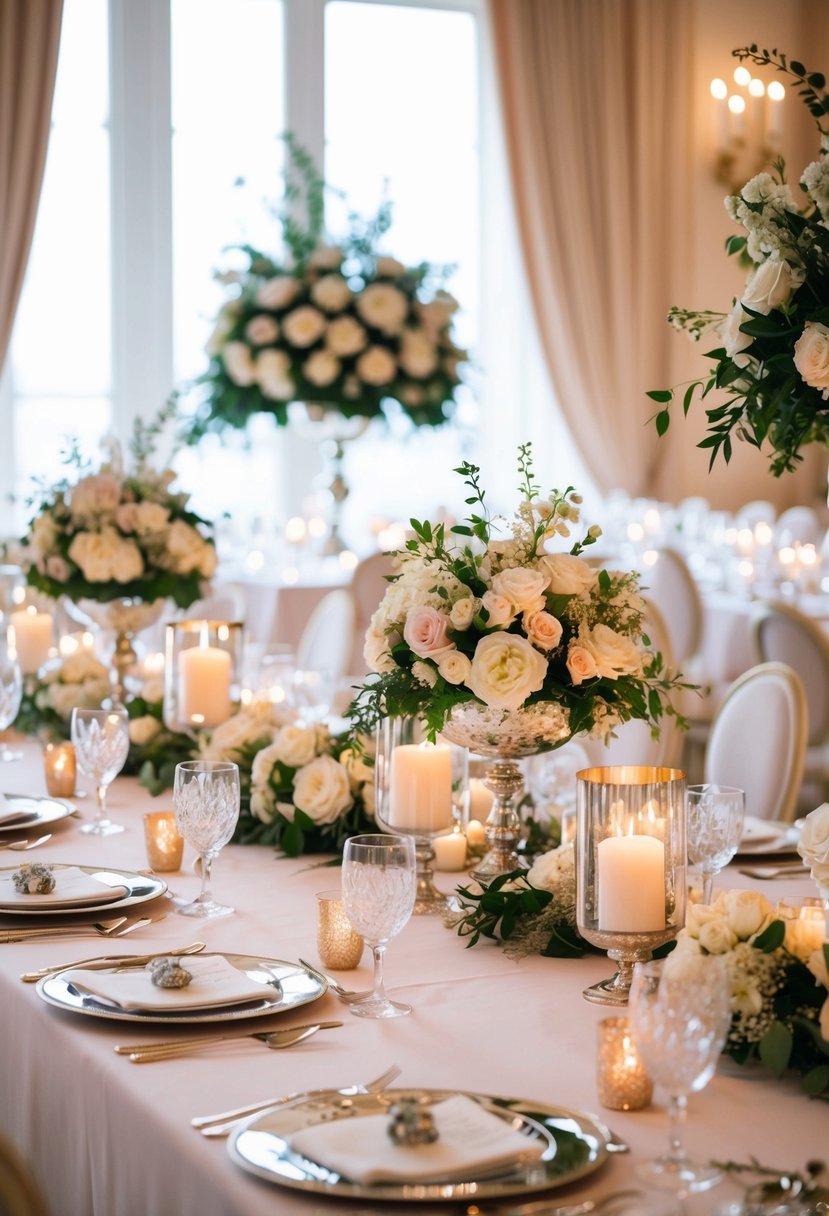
[387,1100,439,1146]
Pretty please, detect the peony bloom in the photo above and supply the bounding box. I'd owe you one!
[356,282,408,335]
[468,632,547,711]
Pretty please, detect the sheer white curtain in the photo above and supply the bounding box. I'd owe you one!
[488,0,692,495]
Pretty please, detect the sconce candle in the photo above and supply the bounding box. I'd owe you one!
[43,742,76,798]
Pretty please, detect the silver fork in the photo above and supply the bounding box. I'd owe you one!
[298,957,372,1004]
[193,1063,402,1136]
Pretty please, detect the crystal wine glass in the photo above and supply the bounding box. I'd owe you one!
[629,955,732,1193]
[341,833,416,1018]
[70,706,130,835]
[0,631,23,762]
[173,760,240,918]
[686,784,745,904]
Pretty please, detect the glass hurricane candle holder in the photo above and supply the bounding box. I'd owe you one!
[43,742,77,798]
[8,588,55,676]
[374,717,468,914]
[163,620,244,732]
[576,765,687,1006]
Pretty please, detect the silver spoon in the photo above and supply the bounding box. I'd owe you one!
[0,834,52,851]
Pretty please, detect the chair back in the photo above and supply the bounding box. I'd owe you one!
[774,506,822,549]
[751,600,829,746]
[348,552,396,674]
[703,661,807,822]
[181,583,247,625]
[640,547,702,666]
[295,589,355,679]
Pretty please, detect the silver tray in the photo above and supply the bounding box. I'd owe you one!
[0,794,75,834]
[36,953,327,1024]
[0,864,167,916]
[228,1088,608,1202]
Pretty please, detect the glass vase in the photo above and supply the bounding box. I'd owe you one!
[163,619,244,732]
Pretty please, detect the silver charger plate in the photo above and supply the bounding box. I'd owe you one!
[0,864,167,916]
[0,794,75,834]
[227,1088,608,1202]
[35,954,327,1024]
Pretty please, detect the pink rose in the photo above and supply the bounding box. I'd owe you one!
[566,643,598,686]
[403,606,455,660]
[523,610,563,651]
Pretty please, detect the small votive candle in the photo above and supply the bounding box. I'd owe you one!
[432,829,468,872]
[143,811,184,872]
[43,742,76,798]
[597,1016,653,1111]
[316,889,364,970]
[777,896,827,955]
[465,818,487,848]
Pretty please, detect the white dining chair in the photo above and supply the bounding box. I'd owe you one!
[348,551,397,674]
[703,661,808,823]
[295,588,356,680]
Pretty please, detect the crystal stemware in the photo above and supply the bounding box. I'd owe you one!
[341,833,416,1018]
[173,760,240,918]
[70,706,130,835]
[0,631,23,762]
[686,784,745,904]
[629,955,732,1193]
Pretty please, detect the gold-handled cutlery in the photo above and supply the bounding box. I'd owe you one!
[0,913,164,943]
[0,834,52,851]
[297,957,371,1004]
[116,1020,343,1063]
[19,941,206,983]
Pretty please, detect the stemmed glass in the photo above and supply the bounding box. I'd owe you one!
[629,955,732,1193]
[686,784,745,904]
[0,631,23,762]
[173,760,240,918]
[70,707,130,835]
[341,833,416,1019]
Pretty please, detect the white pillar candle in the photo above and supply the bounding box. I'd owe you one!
[597,834,665,932]
[177,645,232,727]
[388,742,453,832]
[469,777,494,821]
[10,608,53,674]
[466,818,486,847]
[432,830,468,871]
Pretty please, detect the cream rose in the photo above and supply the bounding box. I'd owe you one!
[742,258,801,312]
[273,723,318,768]
[303,349,340,387]
[68,528,143,583]
[436,650,472,685]
[255,276,299,310]
[523,610,563,651]
[449,596,478,631]
[412,660,438,688]
[70,474,122,518]
[580,624,642,680]
[308,244,344,271]
[165,520,210,574]
[250,787,277,823]
[292,755,353,824]
[539,553,596,597]
[468,633,547,711]
[721,301,753,367]
[724,889,771,940]
[798,803,829,881]
[356,345,396,386]
[794,321,829,399]
[566,643,598,686]
[697,918,738,955]
[245,315,280,345]
[399,328,438,378]
[282,305,327,348]
[310,274,352,312]
[491,567,550,612]
[257,349,294,400]
[356,282,408,335]
[128,715,161,746]
[133,501,170,534]
[364,625,396,674]
[481,590,515,629]
[222,341,257,386]
[326,315,368,357]
[403,605,454,659]
[29,513,58,557]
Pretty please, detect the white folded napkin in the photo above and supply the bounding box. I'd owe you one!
[0,866,129,908]
[740,817,792,850]
[288,1093,545,1185]
[0,802,39,827]
[61,954,271,1011]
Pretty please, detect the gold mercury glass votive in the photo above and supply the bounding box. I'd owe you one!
[316,889,364,970]
[143,811,185,872]
[597,1015,654,1111]
[43,742,77,798]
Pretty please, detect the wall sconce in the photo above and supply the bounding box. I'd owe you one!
[711,66,785,191]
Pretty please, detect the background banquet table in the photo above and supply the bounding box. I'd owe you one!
[0,740,824,1216]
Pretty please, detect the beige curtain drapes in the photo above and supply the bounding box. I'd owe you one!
[488,0,693,495]
[0,0,63,373]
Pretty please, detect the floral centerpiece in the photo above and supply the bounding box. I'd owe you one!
[194,139,467,436]
[347,444,687,747]
[651,47,829,476]
[14,652,113,741]
[19,405,217,609]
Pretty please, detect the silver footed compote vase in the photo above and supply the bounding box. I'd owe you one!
[440,701,570,883]
[63,596,167,705]
[288,402,370,556]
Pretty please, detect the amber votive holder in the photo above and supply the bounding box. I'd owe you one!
[316,889,364,970]
[143,811,184,872]
[43,742,77,798]
[597,1015,653,1111]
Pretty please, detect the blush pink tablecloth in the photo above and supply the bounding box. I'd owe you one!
[0,741,823,1216]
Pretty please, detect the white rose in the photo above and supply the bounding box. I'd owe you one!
[399,328,438,378]
[308,244,344,271]
[245,315,280,345]
[565,643,599,686]
[203,713,272,760]
[481,590,515,629]
[523,610,563,651]
[697,918,738,954]
[721,301,753,367]
[29,513,58,557]
[449,596,478,631]
[257,348,294,400]
[70,474,122,518]
[742,258,801,312]
[61,653,108,684]
[539,553,596,596]
[222,340,257,386]
[730,972,765,1018]
[141,677,164,704]
[310,274,352,313]
[255,276,299,310]
[684,896,728,939]
[412,660,437,688]
[356,282,408,335]
[491,567,550,612]
[527,843,574,892]
[338,746,375,790]
[273,723,318,768]
[250,787,277,823]
[48,684,84,719]
[468,633,547,711]
[132,501,170,534]
[326,315,368,357]
[364,625,396,674]
[807,944,829,990]
[68,528,142,583]
[436,650,472,685]
[282,305,327,348]
[292,755,352,824]
[356,345,397,386]
[303,349,341,387]
[724,888,772,940]
[580,624,642,680]
[798,803,829,870]
[128,715,161,746]
[165,520,209,574]
[794,321,829,399]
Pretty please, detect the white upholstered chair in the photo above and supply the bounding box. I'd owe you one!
[703,661,807,822]
[295,588,356,680]
[347,551,396,675]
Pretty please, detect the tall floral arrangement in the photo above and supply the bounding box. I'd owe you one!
[194,139,467,436]
[348,444,687,745]
[652,47,829,476]
[19,406,217,608]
